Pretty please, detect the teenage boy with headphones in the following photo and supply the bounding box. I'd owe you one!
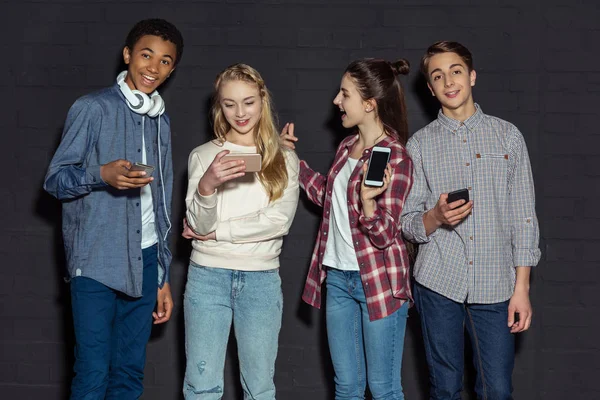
[44,19,183,399]
[401,41,540,399]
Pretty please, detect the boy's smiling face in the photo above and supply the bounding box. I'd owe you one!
[426,52,477,116]
[122,34,176,94]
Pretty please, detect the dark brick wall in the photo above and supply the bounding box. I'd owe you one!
[1,0,598,398]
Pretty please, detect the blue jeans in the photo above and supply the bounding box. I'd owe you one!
[183,263,283,400]
[413,282,514,400]
[325,268,409,400]
[69,244,158,400]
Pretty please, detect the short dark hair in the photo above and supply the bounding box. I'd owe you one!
[125,19,184,66]
[345,58,410,145]
[420,41,473,80]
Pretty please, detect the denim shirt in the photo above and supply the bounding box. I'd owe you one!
[44,84,173,298]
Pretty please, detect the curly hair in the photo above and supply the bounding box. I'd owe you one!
[125,19,184,66]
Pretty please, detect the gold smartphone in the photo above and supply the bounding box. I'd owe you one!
[222,153,262,173]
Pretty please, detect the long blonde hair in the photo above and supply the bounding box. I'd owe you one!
[211,64,288,202]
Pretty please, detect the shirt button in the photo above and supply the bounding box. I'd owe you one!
[469,261,473,265]
[463,139,467,143]
[452,130,456,133]
[137,122,141,125]
[465,162,470,166]
[526,219,531,223]
[138,149,141,153]
[138,257,142,260]
[470,236,473,240]
[324,231,327,235]
[468,186,472,190]
[137,230,140,234]
[136,202,140,206]
[355,241,359,245]
[328,190,332,195]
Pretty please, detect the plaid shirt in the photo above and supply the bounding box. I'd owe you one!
[401,104,541,304]
[300,134,413,321]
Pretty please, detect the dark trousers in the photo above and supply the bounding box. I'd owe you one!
[69,245,158,400]
[414,282,515,400]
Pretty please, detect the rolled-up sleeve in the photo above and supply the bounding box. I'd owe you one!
[44,99,107,200]
[508,129,541,267]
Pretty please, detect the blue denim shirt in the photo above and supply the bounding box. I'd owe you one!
[44,84,173,298]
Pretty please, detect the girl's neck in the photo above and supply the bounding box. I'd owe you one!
[357,119,386,148]
[226,130,255,147]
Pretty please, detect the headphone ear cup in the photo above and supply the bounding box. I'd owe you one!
[147,93,165,118]
[129,90,152,115]
[116,71,165,117]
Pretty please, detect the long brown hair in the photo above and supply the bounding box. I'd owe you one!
[211,64,288,202]
[345,58,410,146]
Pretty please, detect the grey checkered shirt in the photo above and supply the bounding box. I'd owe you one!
[401,104,541,304]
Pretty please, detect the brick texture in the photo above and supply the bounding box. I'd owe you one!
[2,0,598,399]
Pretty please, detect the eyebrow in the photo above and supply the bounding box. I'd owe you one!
[140,47,174,61]
[341,88,349,94]
[430,63,465,76]
[222,96,257,102]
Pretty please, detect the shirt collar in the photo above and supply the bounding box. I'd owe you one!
[437,103,484,134]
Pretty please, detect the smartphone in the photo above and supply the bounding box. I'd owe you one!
[447,188,469,208]
[364,146,391,187]
[222,153,262,173]
[129,162,155,176]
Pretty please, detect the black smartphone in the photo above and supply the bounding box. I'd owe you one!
[447,188,469,208]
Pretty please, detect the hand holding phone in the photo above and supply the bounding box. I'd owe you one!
[100,159,153,190]
[197,150,251,195]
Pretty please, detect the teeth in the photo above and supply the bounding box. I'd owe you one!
[143,74,156,81]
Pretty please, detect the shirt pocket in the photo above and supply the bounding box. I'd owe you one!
[475,153,509,191]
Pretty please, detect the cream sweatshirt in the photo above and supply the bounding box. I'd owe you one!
[185,140,299,271]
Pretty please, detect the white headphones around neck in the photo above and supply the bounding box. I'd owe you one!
[116,71,165,118]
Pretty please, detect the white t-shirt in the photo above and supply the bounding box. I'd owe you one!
[140,133,158,249]
[322,157,360,271]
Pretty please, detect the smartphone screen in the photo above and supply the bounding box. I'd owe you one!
[365,150,390,184]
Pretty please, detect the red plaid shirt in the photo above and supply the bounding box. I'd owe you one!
[300,134,413,321]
